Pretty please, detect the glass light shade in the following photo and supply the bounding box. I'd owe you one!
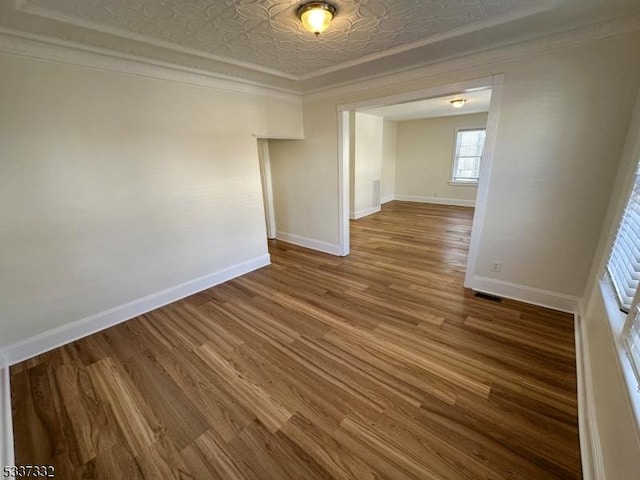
[298,3,335,35]
[450,99,467,108]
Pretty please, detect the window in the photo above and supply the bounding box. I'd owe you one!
[451,128,486,184]
[606,159,640,383]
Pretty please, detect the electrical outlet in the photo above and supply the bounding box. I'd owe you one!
[491,261,502,273]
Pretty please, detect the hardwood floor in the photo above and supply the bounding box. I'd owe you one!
[10,201,582,479]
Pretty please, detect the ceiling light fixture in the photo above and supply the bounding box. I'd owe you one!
[450,99,467,109]
[297,1,336,36]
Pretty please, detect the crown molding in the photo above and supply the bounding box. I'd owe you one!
[0,28,303,103]
[297,1,558,81]
[15,0,559,83]
[1,9,638,104]
[303,13,640,103]
[15,2,300,81]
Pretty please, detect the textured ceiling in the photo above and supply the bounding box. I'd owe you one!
[14,0,555,77]
[1,0,639,92]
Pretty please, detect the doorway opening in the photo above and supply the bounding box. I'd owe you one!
[257,138,276,240]
[337,75,504,288]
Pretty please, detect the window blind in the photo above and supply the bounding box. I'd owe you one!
[606,163,640,312]
[607,160,640,386]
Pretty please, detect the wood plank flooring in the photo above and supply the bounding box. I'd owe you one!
[10,201,582,479]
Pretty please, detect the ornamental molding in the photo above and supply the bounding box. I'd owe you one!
[303,13,640,103]
[0,27,303,103]
[14,0,558,79]
[0,12,638,103]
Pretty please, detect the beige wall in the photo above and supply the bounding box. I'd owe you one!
[268,103,339,250]
[395,113,487,203]
[269,99,340,249]
[352,112,383,217]
[0,54,303,349]
[472,42,640,295]
[381,121,397,203]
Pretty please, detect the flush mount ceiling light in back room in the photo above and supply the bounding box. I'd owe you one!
[450,99,468,108]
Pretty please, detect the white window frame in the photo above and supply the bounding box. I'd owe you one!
[604,159,640,391]
[599,152,640,431]
[599,276,640,429]
[449,127,486,186]
[595,92,640,438]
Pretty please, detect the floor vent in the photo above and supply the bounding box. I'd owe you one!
[474,292,502,302]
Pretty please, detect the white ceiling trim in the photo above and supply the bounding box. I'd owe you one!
[15,0,560,82]
[297,1,558,81]
[1,11,637,104]
[0,27,302,103]
[304,12,640,103]
[16,2,299,81]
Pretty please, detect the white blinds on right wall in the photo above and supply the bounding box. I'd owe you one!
[607,163,640,312]
[607,160,640,384]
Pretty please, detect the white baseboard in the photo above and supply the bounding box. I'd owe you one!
[0,364,14,469]
[574,314,604,480]
[276,231,341,256]
[468,275,580,313]
[394,194,476,207]
[380,195,395,204]
[350,205,381,220]
[1,254,271,366]
[0,254,271,466]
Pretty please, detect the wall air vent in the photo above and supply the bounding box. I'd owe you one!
[373,179,381,207]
